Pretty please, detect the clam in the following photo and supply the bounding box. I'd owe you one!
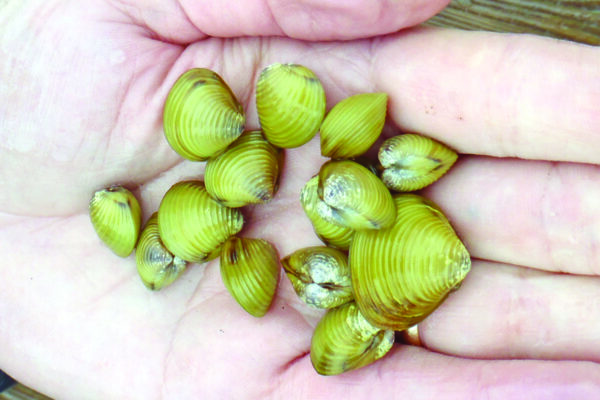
[136,213,187,290]
[256,63,326,148]
[300,176,354,250]
[318,160,396,230]
[158,181,244,263]
[281,246,352,309]
[350,194,471,330]
[205,130,283,207]
[163,68,245,161]
[310,301,395,376]
[379,134,458,192]
[89,185,141,257]
[320,93,387,159]
[220,237,280,317]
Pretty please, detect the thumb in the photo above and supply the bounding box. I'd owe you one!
[119,0,450,42]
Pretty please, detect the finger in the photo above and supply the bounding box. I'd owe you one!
[421,156,600,275]
[113,0,450,42]
[372,28,600,164]
[418,261,600,362]
[279,346,600,399]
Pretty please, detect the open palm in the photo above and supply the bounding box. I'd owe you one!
[2,1,600,399]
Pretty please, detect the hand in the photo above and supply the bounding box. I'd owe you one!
[2,1,599,398]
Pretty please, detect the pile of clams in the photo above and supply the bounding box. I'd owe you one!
[88,64,471,375]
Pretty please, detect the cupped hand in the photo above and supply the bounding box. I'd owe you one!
[2,1,600,398]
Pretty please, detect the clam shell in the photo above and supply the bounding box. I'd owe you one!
[256,63,326,148]
[163,68,245,161]
[318,160,396,230]
[281,246,352,309]
[310,301,394,376]
[350,194,471,330]
[379,134,458,191]
[158,181,244,263]
[205,130,283,207]
[89,185,141,257]
[300,176,354,250]
[220,237,280,317]
[320,93,387,159]
[136,213,187,290]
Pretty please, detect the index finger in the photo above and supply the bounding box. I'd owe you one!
[372,28,600,164]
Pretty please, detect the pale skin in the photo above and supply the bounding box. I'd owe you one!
[1,0,600,398]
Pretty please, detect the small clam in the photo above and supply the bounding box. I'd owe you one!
[220,237,280,317]
[163,68,245,161]
[350,194,471,330]
[256,63,326,148]
[310,301,395,376]
[205,130,283,207]
[136,213,187,290]
[320,93,387,159]
[158,181,244,263]
[318,160,396,230]
[281,246,352,309]
[300,176,354,250]
[89,185,141,257]
[379,134,458,192]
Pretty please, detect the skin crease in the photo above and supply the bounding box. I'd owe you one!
[1,0,600,399]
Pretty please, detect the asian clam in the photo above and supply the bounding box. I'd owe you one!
[89,64,470,376]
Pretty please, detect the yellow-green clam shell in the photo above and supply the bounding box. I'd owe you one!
[89,185,141,257]
[379,134,458,191]
[136,213,187,290]
[158,181,244,263]
[320,93,387,159]
[281,246,352,309]
[220,237,280,317]
[350,194,471,330]
[163,68,245,161]
[310,301,394,376]
[300,176,354,250]
[256,63,326,148]
[205,130,283,207]
[318,160,396,230]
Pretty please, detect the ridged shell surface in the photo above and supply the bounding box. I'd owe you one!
[136,213,187,290]
[300,176,354,250]
[281,246,352,309]
[205,130,282,207]
[320,93,387,159]
[318,160,396,230]
[256,63,326,148]
[310,301,394,376]
[379,134,458,191]
[163,68,245,161]
[89,185,141,257]
[220,237,280,317]
[158,181,244,263]
[350,194,471,330]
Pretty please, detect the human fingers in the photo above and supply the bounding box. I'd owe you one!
[421,156,600,275]
[115,0,450,42]
[278,345,600,399]
[371,28,600,164]
[415,260,600,363]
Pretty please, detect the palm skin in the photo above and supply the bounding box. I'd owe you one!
[2,1,600,399]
